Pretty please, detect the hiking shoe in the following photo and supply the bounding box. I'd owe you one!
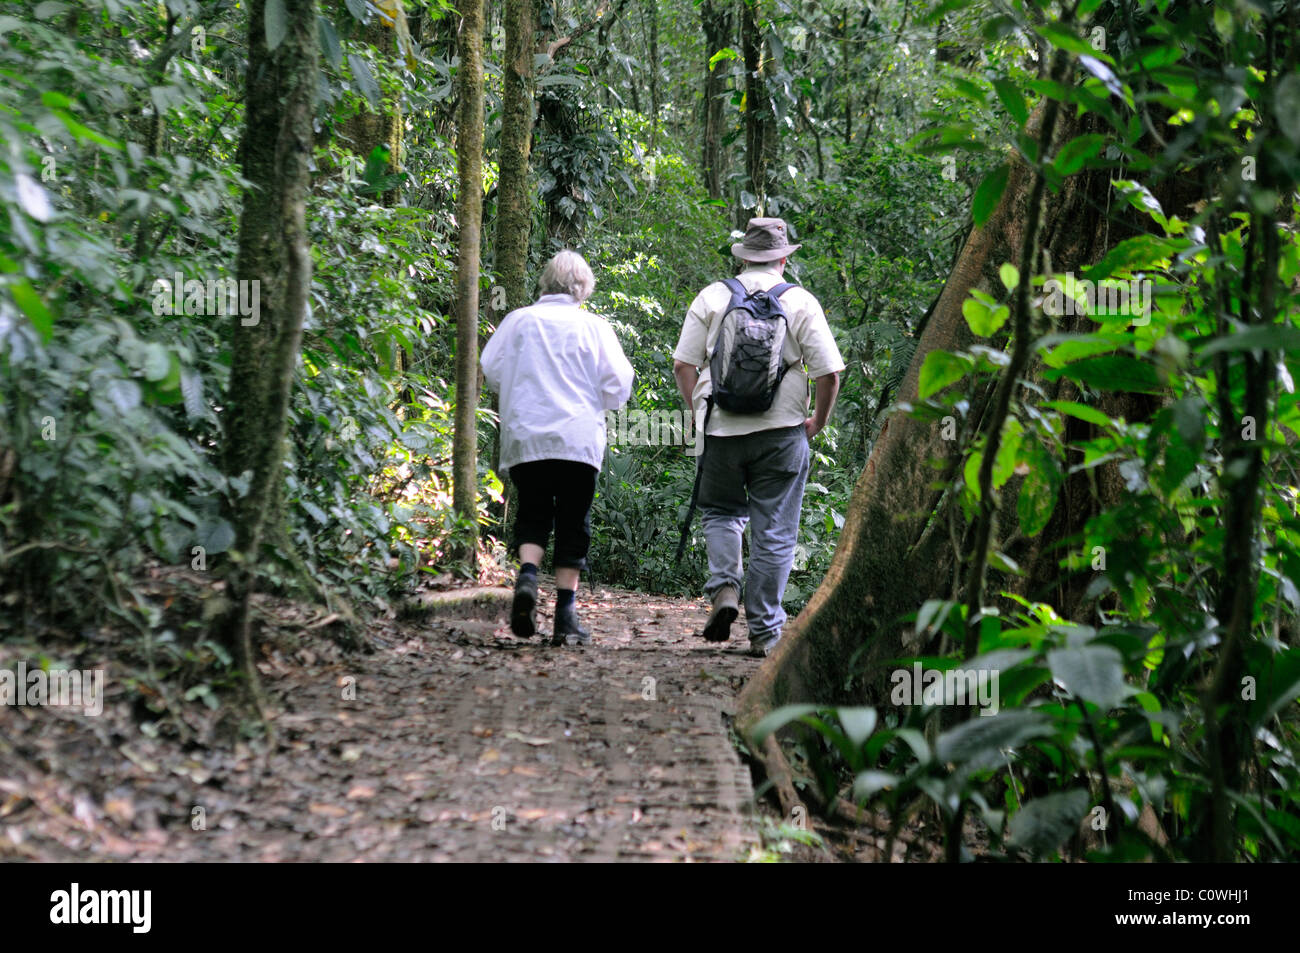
[702,585,739,642]
[552,602,591,646]
[510,573,538,638]
[748,633,780,658]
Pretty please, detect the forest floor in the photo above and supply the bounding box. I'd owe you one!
[0,578,828,862]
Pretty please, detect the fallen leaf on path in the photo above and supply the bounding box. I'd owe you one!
[309,803,348,818]
[503,730,551,746]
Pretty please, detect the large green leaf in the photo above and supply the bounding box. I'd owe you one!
[1081,234,1187,282]
[1017,447,1059,536]
[836,707,878,749]
[1006,789,1090,856]
[1054,133,1108,176]
[1199,325,1300,357]
[1048,354,1162,393]
[918,350,972,399]
[348,53,381,109]
[750,704,821,746]
[1048,644,1128,709]
[935,710,1053,763]
[265,0,287,51]
[992,78,1028,125]
[972,161,1010,227]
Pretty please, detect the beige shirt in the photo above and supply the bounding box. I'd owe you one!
[673,266,845,437]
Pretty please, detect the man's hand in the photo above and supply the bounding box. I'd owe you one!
[804,371,840,441]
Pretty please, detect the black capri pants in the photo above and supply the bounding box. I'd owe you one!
[508,459,599,571]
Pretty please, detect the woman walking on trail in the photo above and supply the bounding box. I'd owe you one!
[481,250,635,645]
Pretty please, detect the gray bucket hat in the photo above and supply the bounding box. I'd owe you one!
[731,217,802,262]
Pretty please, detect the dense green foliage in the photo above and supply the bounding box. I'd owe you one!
[755,0,1300,863]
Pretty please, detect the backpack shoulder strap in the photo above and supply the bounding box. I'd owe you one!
[721,277,746,299]
[768,281,796,299]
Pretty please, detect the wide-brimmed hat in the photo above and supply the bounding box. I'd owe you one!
[731,217,802,262]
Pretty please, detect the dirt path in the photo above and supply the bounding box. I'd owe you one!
[1,583,765,862]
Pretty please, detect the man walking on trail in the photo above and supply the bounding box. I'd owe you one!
[672,217,844,657]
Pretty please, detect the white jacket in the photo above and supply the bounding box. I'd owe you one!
[481,294,634,473]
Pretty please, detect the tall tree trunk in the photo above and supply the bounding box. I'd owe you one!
[645,0,659,149]
[488,0,534,526]
[740,0,777,219]
[452,0,485,550]
[841,11,851,148]
[699,0,732,199]
[494,0,534,319]
[220,0,318,687]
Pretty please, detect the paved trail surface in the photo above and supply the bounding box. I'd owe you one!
[2,583,764,862]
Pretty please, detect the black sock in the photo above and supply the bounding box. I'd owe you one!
[519,562,538,578]
[556,588,576,611]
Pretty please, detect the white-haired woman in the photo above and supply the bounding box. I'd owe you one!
[481,250,634,645]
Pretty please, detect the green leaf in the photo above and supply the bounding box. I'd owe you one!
[142,342,171,382]
[300,499,328,524]
[992,78,1028,125]
[265,0,288,51]
[918,350,972,399]
[1048,644,1128,709]
[318,15,342,69]
[972,162,1010,227]
[196,519,236,555]
[51,109,122,150]
[1199,325,1300,357]
[1081,234,1187,282]
[947,76,988,107]
[750,704,821,746]
[835,707,878,749]
[708,46,740,71]
[1037,22,1098,56]
[1017,454,1058,537]
[852,771,899,800]
[348,53,381,109]
[1054,133,1109,176]
[181,369,205,420]
[964,448,983,500]
[1048,355,1162,394]
[344,0,368,21]
[963,295,1010,337]
[1006,789,1090,856]
[993,417,1023,489]
[935,710,1053,763]
[1044,400,1114,428]
[9,279,53,341]
[105,379,141,415]
[1042,335,1119,369]
[999,263,1020,290]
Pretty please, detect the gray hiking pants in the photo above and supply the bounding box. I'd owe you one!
[697,424,810,650]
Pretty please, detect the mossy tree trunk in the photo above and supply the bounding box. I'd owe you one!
[220,0,319,685]
[699,0,732,200]
[493,0,534,320]
[740,0,777,221]
[452,0,485,552]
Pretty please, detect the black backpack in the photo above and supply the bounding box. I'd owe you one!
[675,277,798,565]
[709,278,796,414]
